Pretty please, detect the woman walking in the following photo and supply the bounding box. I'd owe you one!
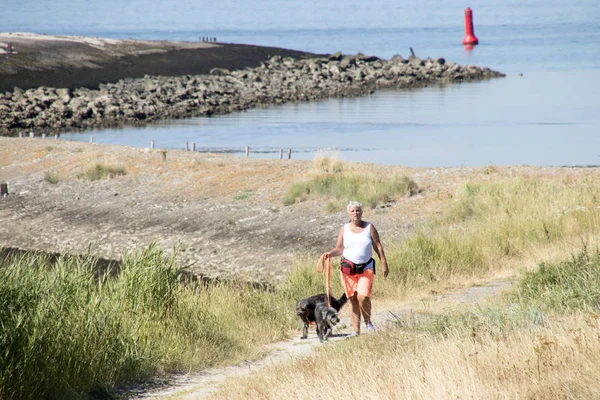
[323,201,389,337]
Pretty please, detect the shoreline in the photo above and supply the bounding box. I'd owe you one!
[0,33,504,137]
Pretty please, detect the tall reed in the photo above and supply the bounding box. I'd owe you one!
[0,246,304,399]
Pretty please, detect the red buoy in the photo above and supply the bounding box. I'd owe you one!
[462,7,479,46]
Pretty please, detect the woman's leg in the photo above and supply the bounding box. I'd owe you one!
[357,294,372,324]
[349,292,361,333]
[356,269,374,327]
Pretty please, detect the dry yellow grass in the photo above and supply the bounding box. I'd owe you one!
[210,312,600,400]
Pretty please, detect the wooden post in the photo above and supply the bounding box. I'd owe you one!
[41,133,46,139]
[192,142,196,152]
[29,131,34,138]
[55,134,59,140]
[0,183,7,196]
[151,140,155,149]
[90,135,94,143]
[160,150,167,162]
[287,148,292,159]
[279,149,283,159]
[245,146,249,157]
[410,47,416,57]
[19,132,23,138]
[185,141,189,151]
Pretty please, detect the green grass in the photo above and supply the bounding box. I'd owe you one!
[43,171,59,184]
[0,245,321,399]
[78,164,126,181]
[380,175,600,292]
[394,245,600,344]
[510,246,600,313]
[283,173,418,209]
[282,154,418,209]
[233,190,254,201]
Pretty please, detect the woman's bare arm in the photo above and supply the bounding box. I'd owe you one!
[325,226,345,258]
[371,224,389,277]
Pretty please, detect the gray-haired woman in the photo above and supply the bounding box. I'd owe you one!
[323,201,389,337]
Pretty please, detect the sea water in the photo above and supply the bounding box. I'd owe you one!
[5,0,600,167]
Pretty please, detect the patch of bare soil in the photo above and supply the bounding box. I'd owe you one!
[2,136,599,283]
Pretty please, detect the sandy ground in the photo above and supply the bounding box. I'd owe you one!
[3,136,598,283]
[0,136,497,282]
[3,137,600,398]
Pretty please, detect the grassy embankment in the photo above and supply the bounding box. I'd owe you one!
[2,156,600,398]
[0,155,412,399]
[214,165,600,399]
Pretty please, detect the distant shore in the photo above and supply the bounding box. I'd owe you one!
[0,32,321,92]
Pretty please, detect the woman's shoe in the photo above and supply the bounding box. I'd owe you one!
[366,322,376,332]
[346,331,360,339]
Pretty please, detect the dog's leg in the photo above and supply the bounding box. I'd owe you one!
[317,323,325,342]
[300,316,309,339]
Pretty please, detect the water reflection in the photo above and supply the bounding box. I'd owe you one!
[61,70,600,167]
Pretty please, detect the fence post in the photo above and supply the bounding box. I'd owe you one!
[29,131,34,138]
[192,142,196,152]
[245,146,249,157]
[279,149,283,159]
[90,135,94,143]
[151,140,155,149]
[185,141,189,151]
[287,148,292,159]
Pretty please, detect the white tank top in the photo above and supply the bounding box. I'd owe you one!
[342,222,373,264]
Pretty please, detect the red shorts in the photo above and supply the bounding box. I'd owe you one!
[341,268,374,298]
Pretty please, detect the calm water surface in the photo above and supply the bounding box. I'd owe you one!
[5,0,600,167]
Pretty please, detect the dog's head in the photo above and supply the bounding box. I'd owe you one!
[324,307,340,328]
[295,299,310,318]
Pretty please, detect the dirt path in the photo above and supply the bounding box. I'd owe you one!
[120,279,513,399]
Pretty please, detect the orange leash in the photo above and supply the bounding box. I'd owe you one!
[316,254,332,308]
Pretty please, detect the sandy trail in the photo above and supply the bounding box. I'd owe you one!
[121,279,513,399]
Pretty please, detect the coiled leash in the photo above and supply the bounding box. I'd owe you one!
[316,253,332,308]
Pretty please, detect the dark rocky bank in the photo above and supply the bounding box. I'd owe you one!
[0,35,504,136]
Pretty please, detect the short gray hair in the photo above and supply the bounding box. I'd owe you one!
[347,201,363,212]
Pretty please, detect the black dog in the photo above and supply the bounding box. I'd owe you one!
[296,292,347,339]
[315,302,340,342]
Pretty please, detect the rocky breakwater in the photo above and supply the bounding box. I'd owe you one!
[0,53,504,136]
